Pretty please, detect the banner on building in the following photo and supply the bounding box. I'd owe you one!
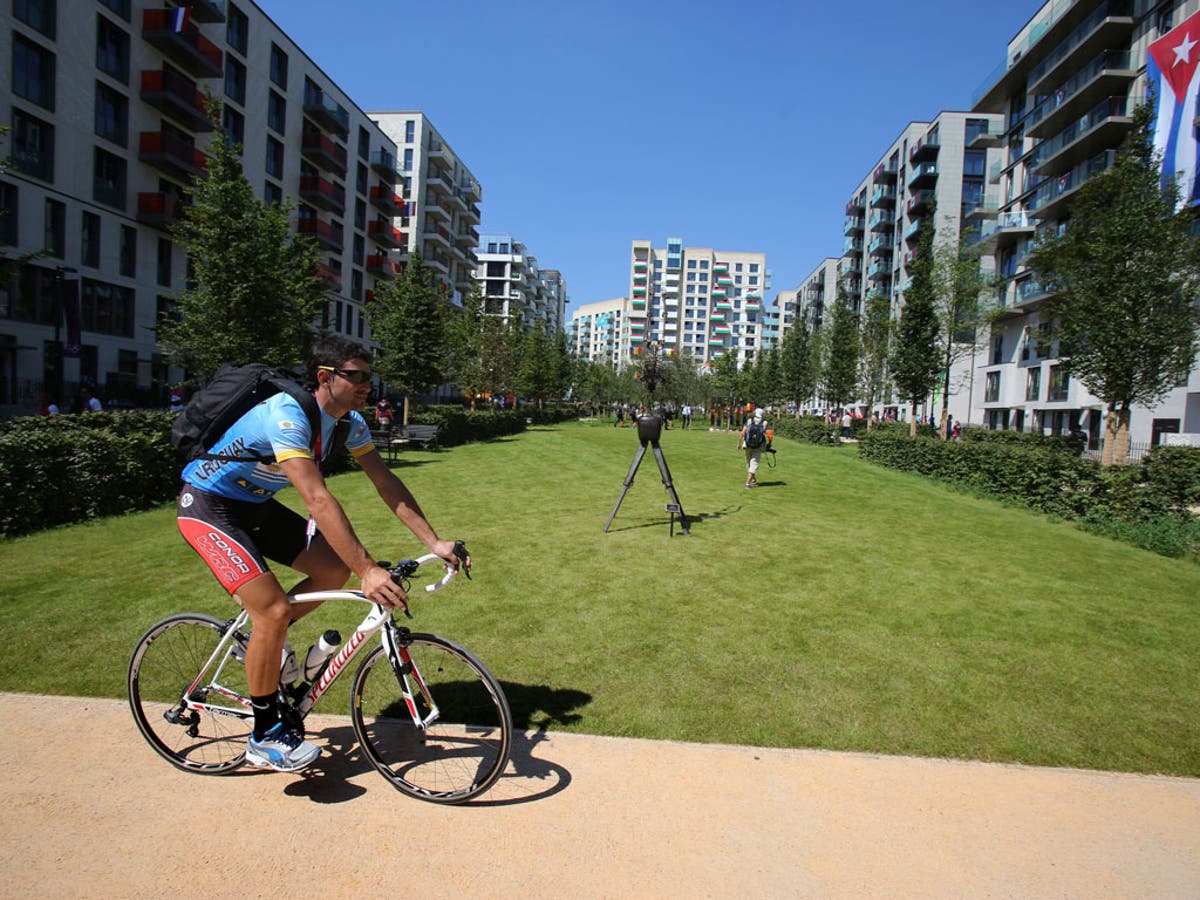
[1147,10,1200,207]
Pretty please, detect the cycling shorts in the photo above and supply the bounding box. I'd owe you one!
[177,486,311,594]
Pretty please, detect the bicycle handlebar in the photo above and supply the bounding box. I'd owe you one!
[379,539,470,594]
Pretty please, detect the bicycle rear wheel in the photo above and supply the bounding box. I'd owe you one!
[128,614,251,774]
[351,634,512,804]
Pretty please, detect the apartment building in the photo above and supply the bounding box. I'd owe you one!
[569,296,627,366]
[840,110,1007,421]
[370,112,481,307]
[0,0,409,415]
[969,0,1200,446]
[474,232,567,332]
[629,237,768,369]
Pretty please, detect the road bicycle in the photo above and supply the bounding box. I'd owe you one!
[127,544,512,804]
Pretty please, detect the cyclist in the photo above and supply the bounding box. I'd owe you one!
[176,336,468,772]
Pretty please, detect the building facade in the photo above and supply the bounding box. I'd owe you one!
[569,296,627,366]
[0,0,412,414]
[629,238,768,369]
[474,232,567,332]
[369,111,481,307]
[968,0,1200,447]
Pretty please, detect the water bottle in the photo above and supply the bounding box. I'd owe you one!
[302,630,342,681]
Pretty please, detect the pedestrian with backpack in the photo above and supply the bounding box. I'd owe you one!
[738,407,769,488]
[174,336,467,773]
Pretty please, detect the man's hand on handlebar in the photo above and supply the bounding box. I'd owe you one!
[433,539,471,580]
[360,564,410,613]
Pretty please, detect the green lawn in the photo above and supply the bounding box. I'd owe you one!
[2,419,1198,776]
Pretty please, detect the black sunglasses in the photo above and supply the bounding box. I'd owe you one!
[319,365,372,385]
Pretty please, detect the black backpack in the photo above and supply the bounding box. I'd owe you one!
[745,420,767,450]
[171,363,348,466]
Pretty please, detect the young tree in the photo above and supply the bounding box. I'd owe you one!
[779,321,815,415]
[158,107,326,378]
[821,287,861,412]
[365,251,447,425]
[858,289,892,430]
[515,323,563,408]
[445,283,488,409]
[1030,103,1200,464]
[890,210,941,436]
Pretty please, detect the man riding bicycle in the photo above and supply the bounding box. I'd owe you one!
[176,336,467,772]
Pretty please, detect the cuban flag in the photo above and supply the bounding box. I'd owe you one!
[169,6,190,33]
[1148,10,1200,207]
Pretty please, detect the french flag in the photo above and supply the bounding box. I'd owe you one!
[169,6,190,33]
[1148,10,1200,207]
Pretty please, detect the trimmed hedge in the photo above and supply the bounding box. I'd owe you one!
[857,432,1200,559]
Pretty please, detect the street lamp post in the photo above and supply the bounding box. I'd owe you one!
[53,266,76,408]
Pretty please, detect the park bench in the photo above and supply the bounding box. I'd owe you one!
[370,423,440,461]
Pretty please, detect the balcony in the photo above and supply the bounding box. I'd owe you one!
[966,121,1003,149]
[966,211,1039,255]
[1027,0,1135,98]
[302,89,350,139]
[873,161,898,183]
[907,161,938,188]
[963,190,1002,221]
[844,216,864,236]
[366,254,398,278]
[868,235,894,256]
[142,10,223,78]
[868,210,894,231]
[1030,149,1117,220]
[870,185,896,208]
[370,149,400,182]
[369,185,405,215]
[906,190,934,217]
[300,132,348,176]
[845,197,866,215]
[140,69,211,132]
[138,131,208,180]
[422,225,451,249]
[903,219,924,243]
[316,261,342,290]
[1026,50,1135,140]
[299,175,345,213]
[368,221,405,248]
[297,217,343,251]
[1030,96,1130,179]
[461,202,481,224]
[844,237,863,254]
[909,135,940,163]
[867,261,891,278]
[180,0,226,23]
[137,192,185,231]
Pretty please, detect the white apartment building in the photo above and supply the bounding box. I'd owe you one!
[369,112,481,307]
[629,237,768,369]
[569,296,626,366]
[1,0,407,414]
[474,232,567,332]
[969,0,1200,448]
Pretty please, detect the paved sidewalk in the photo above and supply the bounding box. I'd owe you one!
[2,692,1197,898]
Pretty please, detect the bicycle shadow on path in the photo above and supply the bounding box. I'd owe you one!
[281,683,591,807]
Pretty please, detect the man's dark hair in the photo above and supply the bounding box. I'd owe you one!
[311,335,371,376]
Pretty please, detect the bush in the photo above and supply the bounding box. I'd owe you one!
[409,406,527,447]
[1143,445,1200,512]
[772,416,841,446]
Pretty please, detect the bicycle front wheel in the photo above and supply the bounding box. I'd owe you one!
[351,634,512,804]
[128,614,251,774]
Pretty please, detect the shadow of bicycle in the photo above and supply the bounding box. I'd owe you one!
[281,682,592,807]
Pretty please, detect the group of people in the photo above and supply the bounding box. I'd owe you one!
[37,385,104,415]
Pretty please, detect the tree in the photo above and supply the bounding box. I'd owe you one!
[365,251,447,424]
[858,288,892,430]
[707,352,743,408]
[158,107,326,378]
[515,323,566,408]
[890,208,942,436]
[821,287,861,412]
[445,283,489,408]
[1030,103,1200,464]
[779,321,816,415]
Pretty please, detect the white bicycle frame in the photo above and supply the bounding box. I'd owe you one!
[181,553,458,726]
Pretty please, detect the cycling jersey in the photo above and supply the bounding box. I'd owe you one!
[181,392,374,501]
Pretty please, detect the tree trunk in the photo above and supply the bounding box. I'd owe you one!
[1101,405,1119,466]
[909,401,919,437]
[402,393,410,429]
[1108,405,1132,466]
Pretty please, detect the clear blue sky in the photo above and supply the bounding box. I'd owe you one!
[256,0,1047,315]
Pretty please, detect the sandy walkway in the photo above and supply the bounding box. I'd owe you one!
[2,692,1197,898]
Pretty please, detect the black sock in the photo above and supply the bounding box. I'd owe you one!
[251,693,279,740]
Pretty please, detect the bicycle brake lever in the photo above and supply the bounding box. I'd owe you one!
[453,540,472,580]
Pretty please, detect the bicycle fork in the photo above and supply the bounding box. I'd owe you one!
[382,622,440,730]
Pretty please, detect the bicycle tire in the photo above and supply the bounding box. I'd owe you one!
[127,613,251,774]
[351,634,512,804]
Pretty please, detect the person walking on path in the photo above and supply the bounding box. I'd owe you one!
[738,407,769,488]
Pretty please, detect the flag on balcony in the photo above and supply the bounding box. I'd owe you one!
[1148,9,1200,207]
[170,6,190,32]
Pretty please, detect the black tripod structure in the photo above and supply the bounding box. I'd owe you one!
[604,414,689,536]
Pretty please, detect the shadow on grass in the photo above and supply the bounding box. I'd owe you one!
[604,505,742,533]
[279,681,592,807]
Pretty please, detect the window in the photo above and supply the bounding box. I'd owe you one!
[1048,364,1069,402]
[265,137,283,178]
[95,15,129,82]
[964,150,986,177]
[0,182,17,245]
[226,3,249,55]
[223,106,244,146]
[264,181,282,206]
[735,263,743,272]
[119,226,135,277]
[354,198,365,230]
[984,370,1000,403]
[358,126,370,161]
[225,58,246,106]
[44,198,64,258]
[93,148,126,209]
[267,91,286,134]
[356,162,367,196]
[81,212,101,268]
[1025,367,1041,401]
[403,148,413,171]
[13,34,55,111]
[687,259,696,269]
[405,119,415,143]
[156,237,172,286]
[351,269,363,302]
[94,82,127,146]
[749,263,759,273]
[487,242,497,253]
[97,0,129,19]
[353,233,364,264]
[81,278,134,337]
[11,109,54,181]
[15,0,56,38]
[991,334,1004,365]
[269,43,288,88]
